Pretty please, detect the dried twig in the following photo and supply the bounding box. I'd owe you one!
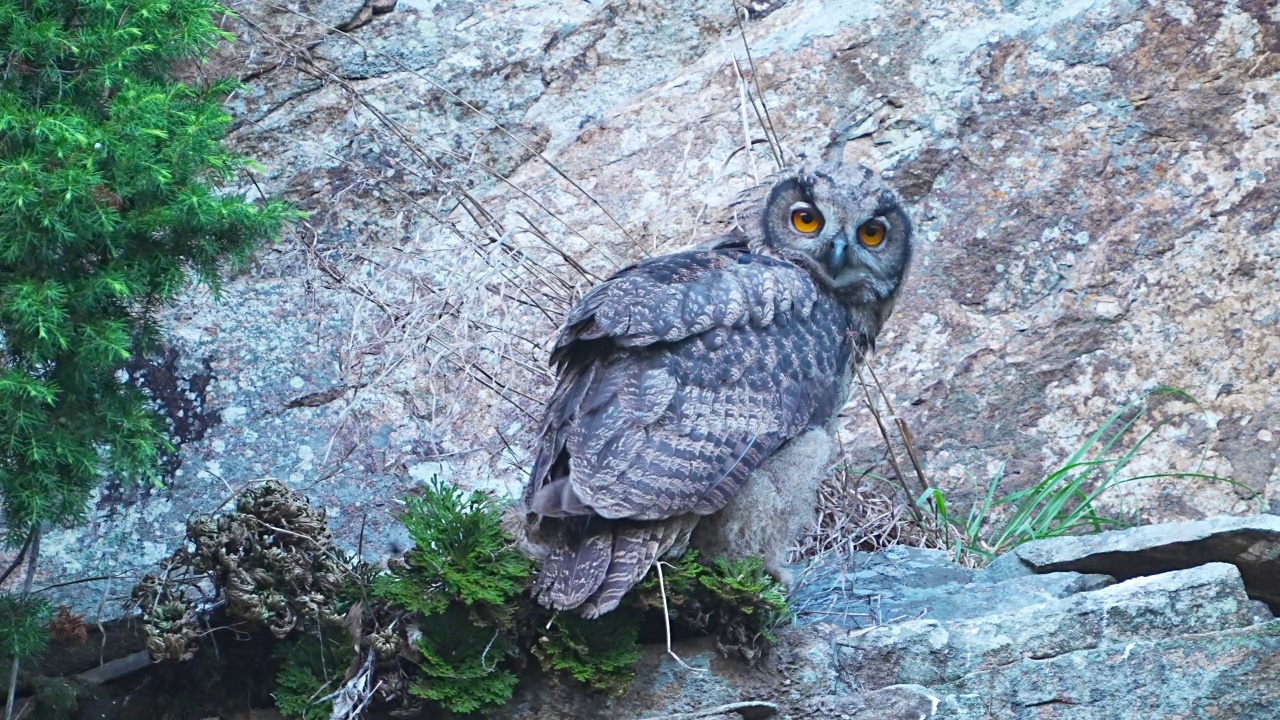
[859,356,933,496]
[640,700,780,720]
[730,51,760,185]
[322,648,378,720]
[729,0,784,169]
[0,533,32,590]
[655,561,706,674]
[853,359,926,528]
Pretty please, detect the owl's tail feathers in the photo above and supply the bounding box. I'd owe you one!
[575,525,663,618]
[532,521,613,611]
[531,516,698,619]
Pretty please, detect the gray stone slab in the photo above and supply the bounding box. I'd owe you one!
[791,546,1112,629]
[837,563,1260,692]
[943,620,1280,719]
[1003,515,1280,610]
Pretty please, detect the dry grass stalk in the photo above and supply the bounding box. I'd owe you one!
[792,468,925,562]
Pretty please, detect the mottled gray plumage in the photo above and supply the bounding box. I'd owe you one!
[524,161,913,617]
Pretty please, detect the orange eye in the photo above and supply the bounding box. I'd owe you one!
[790,204,823,234]
[857,219,887,246]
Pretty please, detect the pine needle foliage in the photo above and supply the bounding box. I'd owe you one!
[0,0,300,542]
[0,594,50,665]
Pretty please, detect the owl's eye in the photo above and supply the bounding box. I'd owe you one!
[790,203,824,234]
[857,219,888,246]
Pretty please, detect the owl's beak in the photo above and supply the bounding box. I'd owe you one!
[825,235,848,276]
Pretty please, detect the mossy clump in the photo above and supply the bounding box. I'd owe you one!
[534,609,644,695]
[26,676,90,720]
[697,556,790,660]
[632,551,789,662]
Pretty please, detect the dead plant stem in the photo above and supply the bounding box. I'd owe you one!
[4,525,41,720]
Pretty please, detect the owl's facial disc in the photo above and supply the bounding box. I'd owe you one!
[755,162,912,305]
[824,210,909,305]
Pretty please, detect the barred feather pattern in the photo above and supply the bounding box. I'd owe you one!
[525,162,912,617]
[525,246,856,616]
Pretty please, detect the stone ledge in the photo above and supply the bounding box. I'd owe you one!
[987,515,1280,611]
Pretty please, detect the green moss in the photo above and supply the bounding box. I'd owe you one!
[630,551,788,662]
[634,551,703,606]
[698,556,790,658]
[28,676,89,720]
[534,609,644,695]
[701,556,784,606]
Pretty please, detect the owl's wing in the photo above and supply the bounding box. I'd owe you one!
[549,238,772,359]
[527,245,846,523]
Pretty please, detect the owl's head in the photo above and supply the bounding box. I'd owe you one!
[745,161,913,308]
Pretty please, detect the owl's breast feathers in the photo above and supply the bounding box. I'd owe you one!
[525,243,859,617]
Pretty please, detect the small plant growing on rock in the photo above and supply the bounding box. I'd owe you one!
[273,660,335,720]
[412,605,521,713]
[47,607,89,645]
[372,478,531,714]
[806,384,1258,568]
[533,609,644,695]
[374,479,533,615]
[698,556,790,657]
[919,386,1255,565]
[631,551,789,663]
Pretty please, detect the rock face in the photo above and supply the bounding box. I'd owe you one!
[499,519,1280,719]
[25,0,1280,616]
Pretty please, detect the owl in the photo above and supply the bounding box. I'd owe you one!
[523,160,913,618]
